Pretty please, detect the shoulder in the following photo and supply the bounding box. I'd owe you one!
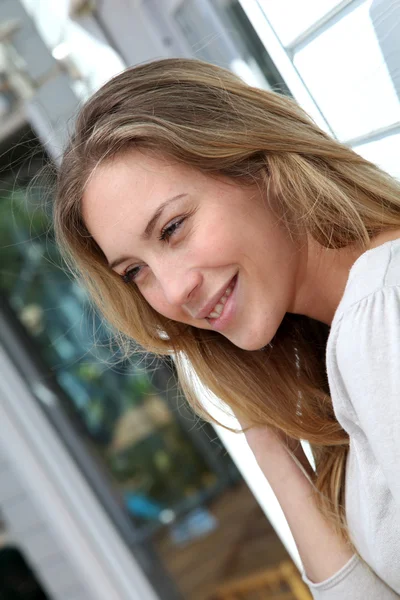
[328,239,400,387]
[333,238,400,322]
[333,285,400,373]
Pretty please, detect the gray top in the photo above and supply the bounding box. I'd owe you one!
[302,238,400,598]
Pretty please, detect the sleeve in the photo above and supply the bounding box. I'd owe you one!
[335,286,400,506]
[302,555,400,600]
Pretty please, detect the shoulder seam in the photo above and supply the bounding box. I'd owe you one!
[333,283,400,324]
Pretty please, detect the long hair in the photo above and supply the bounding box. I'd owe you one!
[54,58,400,542]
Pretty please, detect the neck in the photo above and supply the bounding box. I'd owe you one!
[290,229,400,325]
[290,236,365,326]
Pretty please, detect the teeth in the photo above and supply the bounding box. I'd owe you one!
[208,311,220,319]
[215,302,224,314]
[207,281,234,320]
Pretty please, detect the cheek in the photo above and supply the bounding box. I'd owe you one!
[140,285,183,321]
[141,285,166,315]
[196,228,240,262]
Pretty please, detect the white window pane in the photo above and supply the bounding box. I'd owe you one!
[257,0,344,46]
[353,133,400,180]
[293,1,400,141]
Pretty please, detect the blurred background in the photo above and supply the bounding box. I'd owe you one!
[0,1,399,599]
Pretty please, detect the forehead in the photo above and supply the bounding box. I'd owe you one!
[82,151,194,232]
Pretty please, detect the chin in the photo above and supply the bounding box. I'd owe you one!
[226,333,272,352]
[226,322,277,351]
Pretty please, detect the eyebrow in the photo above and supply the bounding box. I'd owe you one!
[108,193,187,270]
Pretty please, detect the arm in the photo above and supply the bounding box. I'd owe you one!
[244,426,400,598]
[244,427,353,582]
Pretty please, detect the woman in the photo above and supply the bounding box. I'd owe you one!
[54,58,400,598]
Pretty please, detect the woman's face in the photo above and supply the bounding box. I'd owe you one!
[82,151,303,350]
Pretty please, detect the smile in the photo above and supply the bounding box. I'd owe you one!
[205,274,238,330]
[207,279,235,319]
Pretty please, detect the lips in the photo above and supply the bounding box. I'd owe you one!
[194,274,237,320]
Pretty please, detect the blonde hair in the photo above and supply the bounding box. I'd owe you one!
[54,58,400,542]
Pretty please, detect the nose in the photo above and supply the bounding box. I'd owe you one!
[159,268,203,309]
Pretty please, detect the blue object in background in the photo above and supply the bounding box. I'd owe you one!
[170,507,218,545]
[124,492,165,521]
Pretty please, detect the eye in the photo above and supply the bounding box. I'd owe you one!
[121,265,144,284]
[121,212,192,284]
[159,216,186,242]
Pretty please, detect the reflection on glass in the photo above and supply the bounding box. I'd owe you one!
[258,0,344,46]
[215,0,290,93]
[293,0,400,141]
[174,0,283,91]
